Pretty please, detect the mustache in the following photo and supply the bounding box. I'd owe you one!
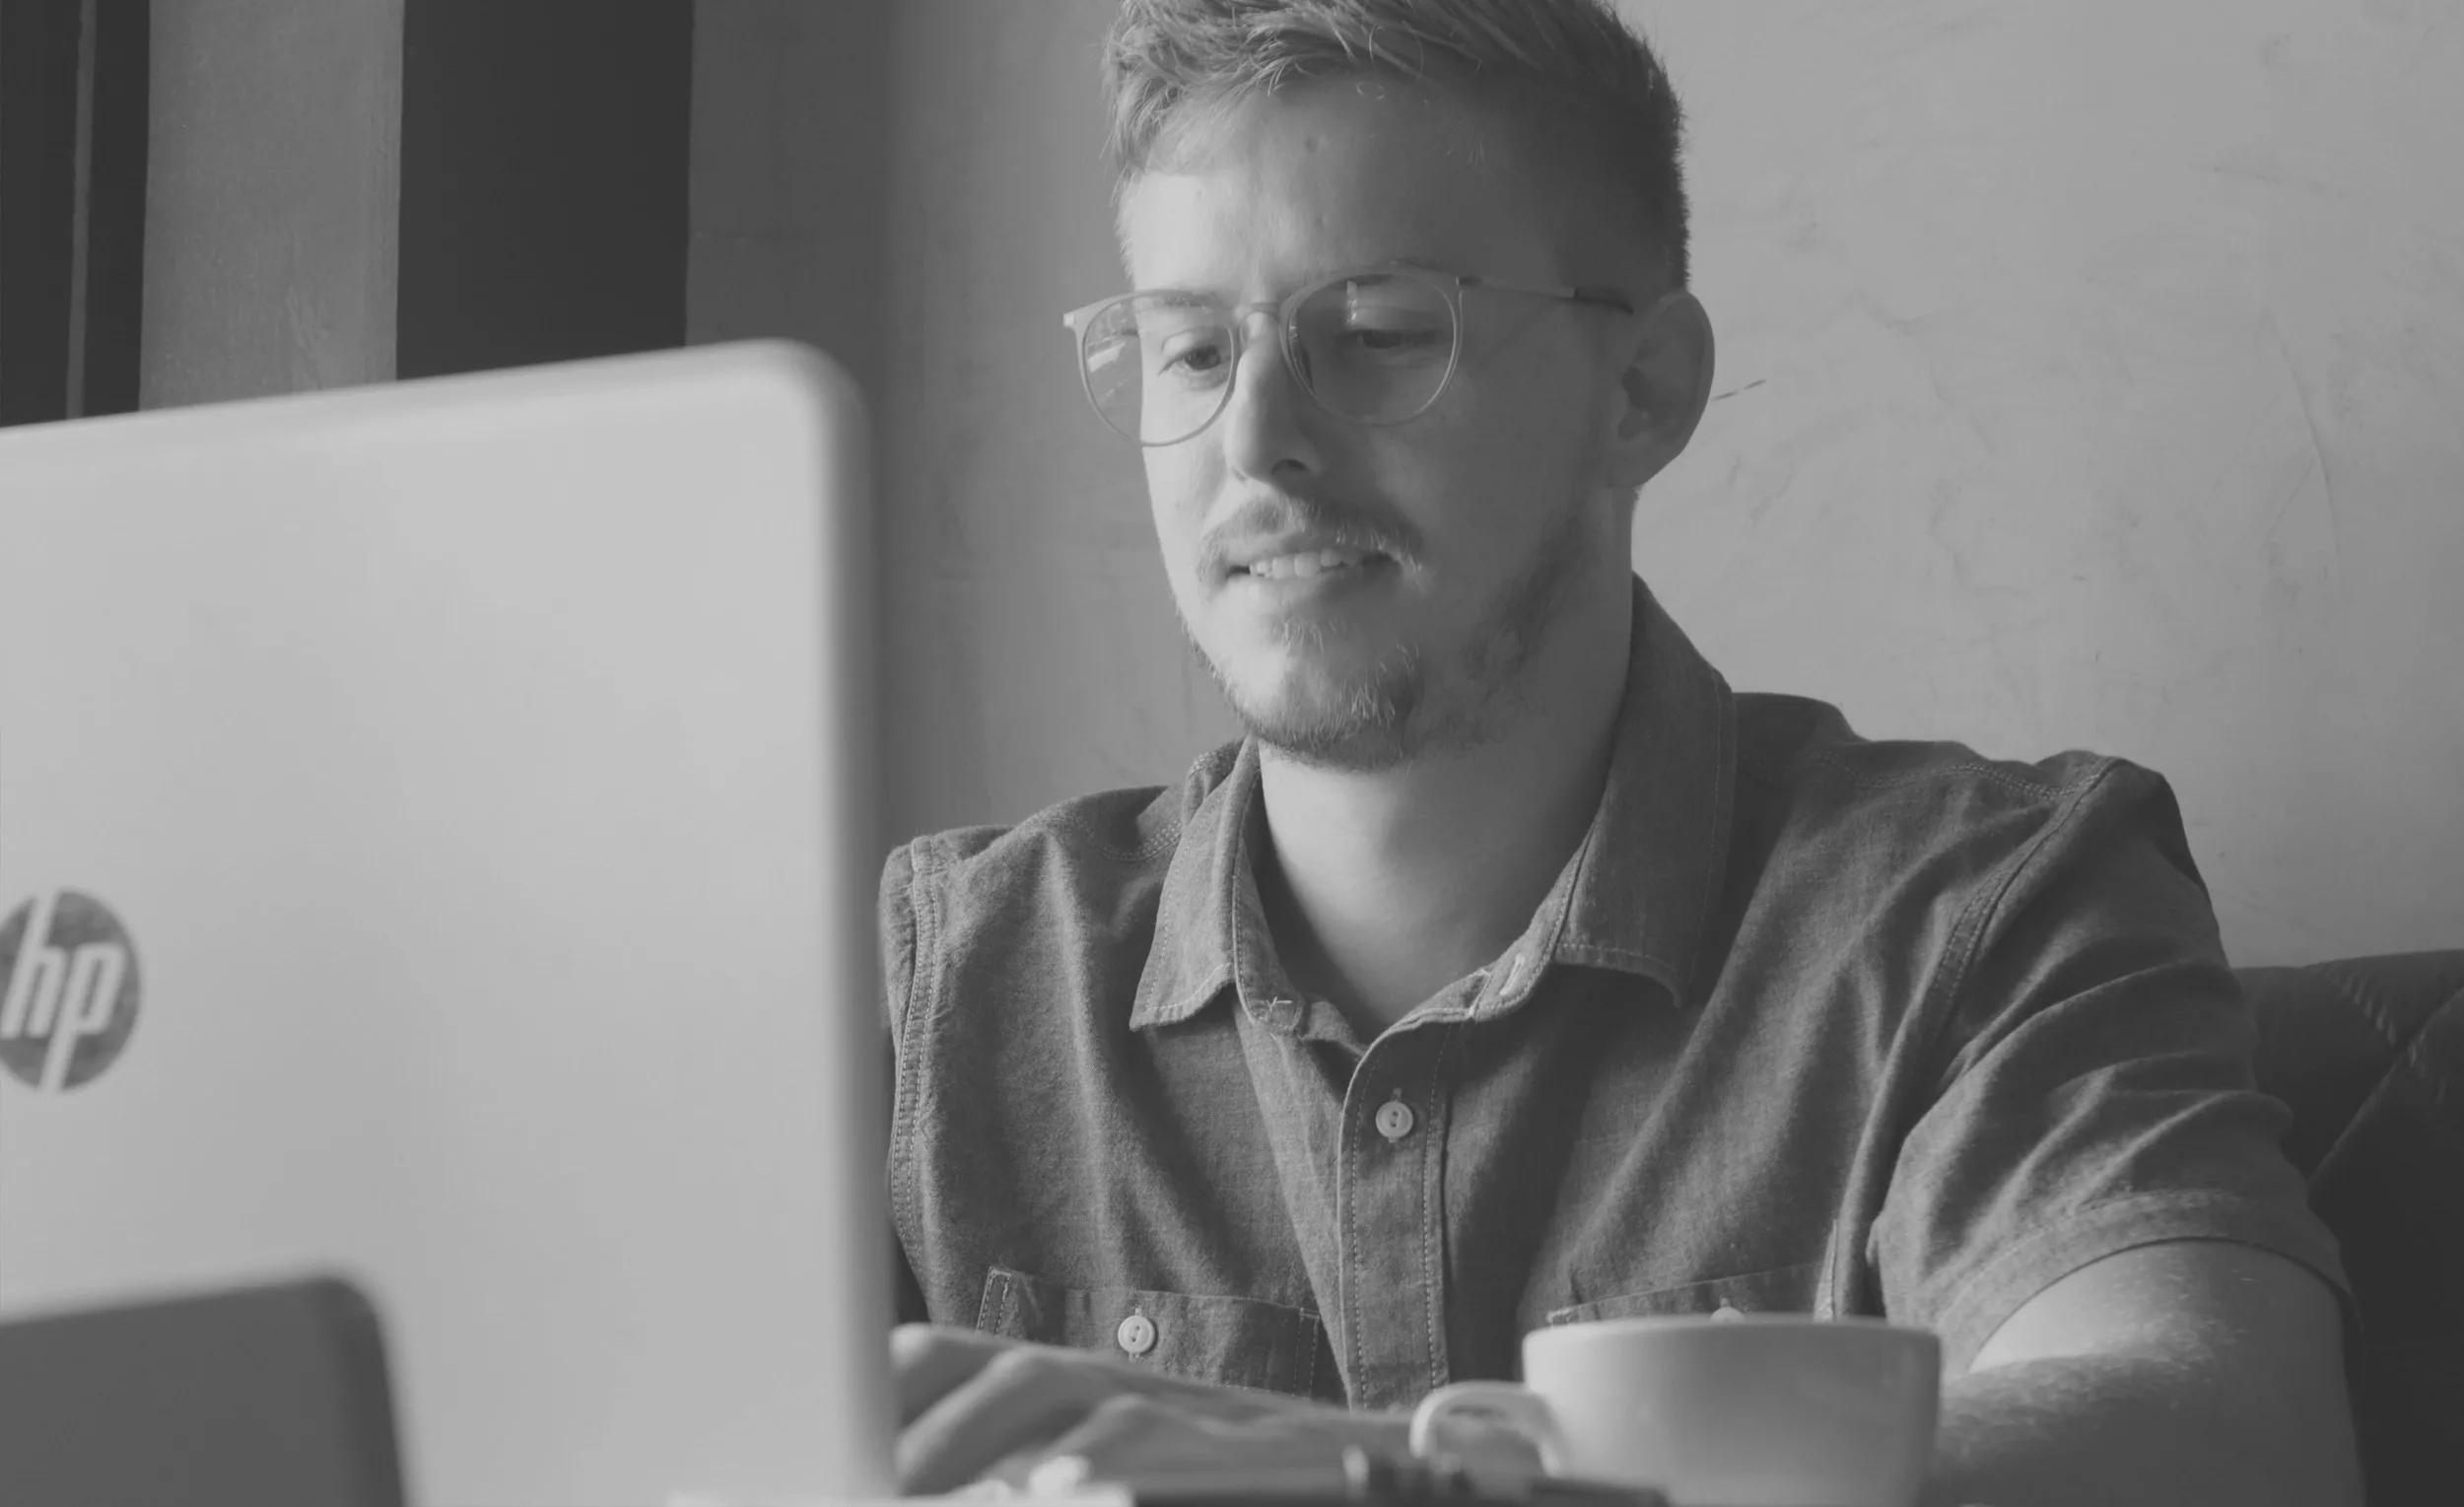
[1198,493,1425,576]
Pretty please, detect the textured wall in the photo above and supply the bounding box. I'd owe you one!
[694,1,2464,966]
[1635,3,2464,964]
[687,0,889,404]
[874,0,1241,838]
[139,0,403,406]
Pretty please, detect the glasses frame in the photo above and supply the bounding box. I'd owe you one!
[1061,264,1634,446]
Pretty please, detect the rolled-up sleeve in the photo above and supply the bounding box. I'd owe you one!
[1871,761,2351,1375]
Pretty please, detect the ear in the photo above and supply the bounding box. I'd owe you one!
[1600,288,1716,492]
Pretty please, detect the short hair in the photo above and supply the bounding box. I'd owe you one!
[1100,0,1690,288]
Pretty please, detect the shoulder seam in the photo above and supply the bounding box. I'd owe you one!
[1825,759,2131,1318]
[1927,760,2132,1090]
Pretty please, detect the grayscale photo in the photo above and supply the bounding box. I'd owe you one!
[1,3,2457,1505]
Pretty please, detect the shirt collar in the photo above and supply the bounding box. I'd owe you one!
[1129,739,1262,1030]
[1128,577,1736,1031]
[1547,578,1738,1005]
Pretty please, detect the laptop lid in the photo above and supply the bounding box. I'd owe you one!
[0,343,892,1504]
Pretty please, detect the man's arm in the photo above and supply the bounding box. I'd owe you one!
[891,1239,2362,1500]
[1925,1239,2362,1507]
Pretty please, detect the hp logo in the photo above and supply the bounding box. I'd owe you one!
[0,891,142,1091]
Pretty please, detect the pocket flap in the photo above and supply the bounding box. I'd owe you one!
[977,1266,1325,1398]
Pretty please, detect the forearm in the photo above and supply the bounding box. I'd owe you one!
[1923,1354,2362,1507]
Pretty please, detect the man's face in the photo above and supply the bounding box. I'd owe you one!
[1118,80,1636,771]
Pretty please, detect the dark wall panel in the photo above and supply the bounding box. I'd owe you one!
[2,0,79,425]
[396,0,694,379]
[0,0,147,427]
[77,0,148,415]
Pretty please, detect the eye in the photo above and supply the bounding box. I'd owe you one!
[1304,277,1452,362]
[1154,329,1232,377]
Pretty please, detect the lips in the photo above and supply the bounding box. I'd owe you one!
[1242,547,1377,581]
[1224,526,1398,582]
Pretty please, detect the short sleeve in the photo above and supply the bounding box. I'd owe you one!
[878,841,932,1325]
[1872,761,2351,1375]
[879,839,920,1043]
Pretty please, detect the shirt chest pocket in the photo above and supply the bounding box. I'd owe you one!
[977,1266,1329,1399]
[1544,1260,1826,1326]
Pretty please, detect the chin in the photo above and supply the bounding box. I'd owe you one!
[1233,636,1383,705]
[1217,645,1426,759]
[1182,591,1431,729]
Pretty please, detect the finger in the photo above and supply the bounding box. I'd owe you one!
[997,1397,1259,1497]
[1046,1396,1379,1494]
[897,1345,1115,1496]
[1423,1409,1545,1482]
[975,1440,1101,1498]
[891,1323,1016,1429]
[1025,1453,1096,1495]
[1041,1394,1227,1482]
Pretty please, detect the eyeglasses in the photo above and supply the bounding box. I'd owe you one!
[1061,265,1633,446]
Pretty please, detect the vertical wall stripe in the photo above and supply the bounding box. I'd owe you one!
[59,0,96,417]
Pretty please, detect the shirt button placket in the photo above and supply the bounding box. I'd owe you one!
[1337,1038,1449,1408]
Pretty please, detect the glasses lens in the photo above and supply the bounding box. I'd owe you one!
[1290,273,1456,424]
[1081,294,1236,445]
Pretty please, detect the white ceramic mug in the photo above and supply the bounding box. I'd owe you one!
[1408,1315,1941,1507]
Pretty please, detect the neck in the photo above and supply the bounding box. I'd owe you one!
[1255,576,1635,1037]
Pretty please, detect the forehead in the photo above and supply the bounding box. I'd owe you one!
[1117,77,1570,295]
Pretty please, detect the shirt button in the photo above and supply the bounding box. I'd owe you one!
[1375,1098,1416,1141]
[1115,1313,1157,1356]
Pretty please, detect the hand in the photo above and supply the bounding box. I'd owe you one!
[894,1323,1425,1496]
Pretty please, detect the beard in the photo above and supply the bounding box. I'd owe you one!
[1185,489,1602,774]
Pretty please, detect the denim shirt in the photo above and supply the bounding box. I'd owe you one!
[881,581,2347,1410]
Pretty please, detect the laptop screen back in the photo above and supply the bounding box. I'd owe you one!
[0,344,892,1504]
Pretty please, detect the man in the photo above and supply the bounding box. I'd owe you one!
[885,2,2363,1502]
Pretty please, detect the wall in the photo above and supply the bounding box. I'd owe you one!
[707,1,2464,966]
[687,0,890,407]
[397,1,693,378]
[687,0,1223,843]
[1633,2,2464,964]
[139,0,403,406]
[879,0,1242,837]
[0,0,148,424]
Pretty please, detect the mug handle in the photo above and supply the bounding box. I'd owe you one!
[1407,1380,1569,1473]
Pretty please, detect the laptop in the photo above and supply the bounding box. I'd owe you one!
[0,343,895,1504]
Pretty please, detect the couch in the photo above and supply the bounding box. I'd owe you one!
[2240,951,2464,1507]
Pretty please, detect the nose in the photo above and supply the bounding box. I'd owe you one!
[1215,308,1325,483]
